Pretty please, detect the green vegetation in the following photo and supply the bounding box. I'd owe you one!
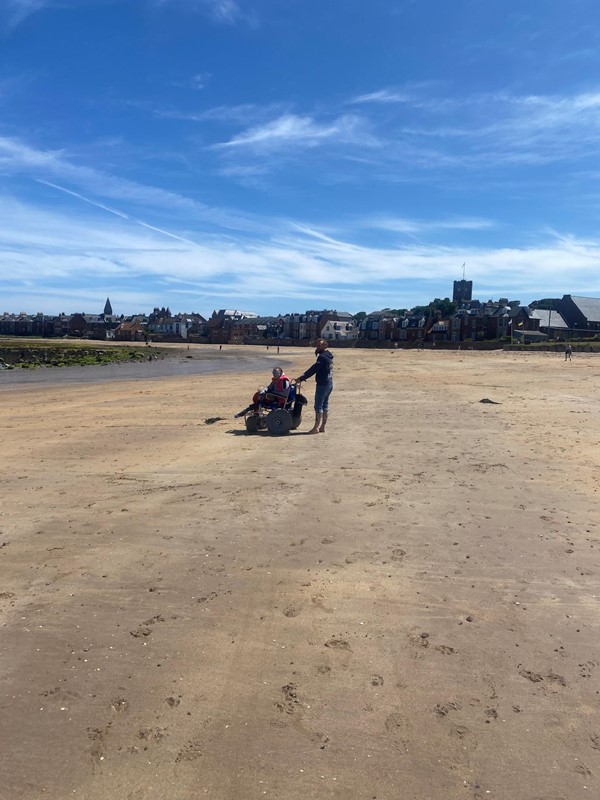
[386,308,408,317]
[529,298,562,310]
[411,297,456,318]
[0,340,166,369]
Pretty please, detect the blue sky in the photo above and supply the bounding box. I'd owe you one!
[2,0,600,316]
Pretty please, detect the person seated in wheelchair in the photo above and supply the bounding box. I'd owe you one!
[234,367,292,418]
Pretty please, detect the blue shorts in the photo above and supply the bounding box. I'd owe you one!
[314,381,333,413]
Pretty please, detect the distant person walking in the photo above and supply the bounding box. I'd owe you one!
[295,338,333,434]
[565,344,573,361]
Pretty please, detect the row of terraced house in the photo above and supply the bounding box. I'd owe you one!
[2,293,600,345]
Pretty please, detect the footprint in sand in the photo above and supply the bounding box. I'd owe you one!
[345,550,380,564]
[195,592,218,604]
[519,668,566,687]
[385,712,407,732]
[111,697,129,713]
[87,725,110,765]
[137,727,167,749]
[579,661,597,678]
[276,683,302,715]
[130,626,152,638]
[384,712,411,748]
[311,594,333,613]
[433,702,462,717]
[450,725,471,740]
[130,614,166,638]
[324,638,351,651]
[519,669,544,683]
[176,737,203,763]
[166,696,181,708]
[408,632,430,653]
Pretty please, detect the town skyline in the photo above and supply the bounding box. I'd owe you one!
[3,291,599,347]
[0,285,579,321]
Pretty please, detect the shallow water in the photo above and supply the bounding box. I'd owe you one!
[0,351,288,387]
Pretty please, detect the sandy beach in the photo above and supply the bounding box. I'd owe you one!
[1,346,599,800]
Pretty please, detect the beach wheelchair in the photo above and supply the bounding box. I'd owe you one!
[243,382,307,435]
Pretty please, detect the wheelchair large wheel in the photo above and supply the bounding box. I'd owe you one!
[245,415,260,433]
[266,408,293,435]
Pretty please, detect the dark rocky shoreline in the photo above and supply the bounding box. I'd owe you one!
[0,343,167,370]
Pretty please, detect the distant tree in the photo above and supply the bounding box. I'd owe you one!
[354,311,367,322]
[410,298,456,318]
[529,298,561,310]
[430,297,456,317]
[411,305,430,317]
[387,308,408,317]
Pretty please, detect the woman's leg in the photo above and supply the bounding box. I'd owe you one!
[310,385,326,433]
[318,383,333,432]
[309,413,322,434]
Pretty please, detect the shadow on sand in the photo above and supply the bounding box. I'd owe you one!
[225,428,316,437]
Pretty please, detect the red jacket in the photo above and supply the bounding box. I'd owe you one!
[272,373,290,394]
[263,373,290,406]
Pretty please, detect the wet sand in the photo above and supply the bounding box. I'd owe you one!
[0,344,284,386]
[1,347,599,800]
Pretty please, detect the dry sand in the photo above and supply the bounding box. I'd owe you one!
[1,346,599,800]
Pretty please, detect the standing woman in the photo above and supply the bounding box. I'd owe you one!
[295,338,334,434]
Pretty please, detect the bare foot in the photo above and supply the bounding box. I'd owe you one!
[308,428,319,434]
[318,428,326,433]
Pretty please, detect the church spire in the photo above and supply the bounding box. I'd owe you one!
[103,297,113,316]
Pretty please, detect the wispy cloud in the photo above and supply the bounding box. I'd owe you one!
[142,85,600,184]
[37,180,205,247]
[1,0,49,32]
[449,91,600,168]
[156,0,242,25]
[350,82,441,105]
[215,113,373,151]
[352,89,414,104]
[346,86,600,174]
[0,134,274,233]
[190,72,211,90]
[152,102,286,124]
[205,0,240,24]
[364,216,497,236]
[1,0,247,34]
[2,188,599,314]
[169,72,212,91]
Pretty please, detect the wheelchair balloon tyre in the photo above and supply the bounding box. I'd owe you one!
[266,408,293,435]
[245,415,261,433]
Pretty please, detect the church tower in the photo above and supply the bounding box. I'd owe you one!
[452,280,472,306]
[103,297,113,316]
